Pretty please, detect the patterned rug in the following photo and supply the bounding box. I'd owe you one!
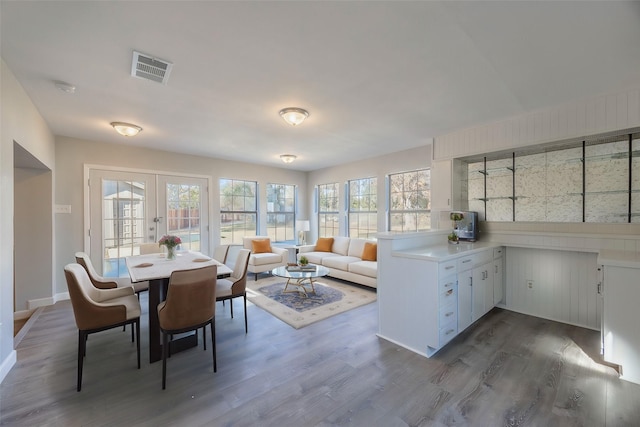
[246,276,376,329]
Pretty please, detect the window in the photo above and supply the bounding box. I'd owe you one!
[166,183,202,251]
[389,169,431,232]
[317,182,340,237]
[266,183,296,242]
[220,178,257,245]
[348,177,377,238]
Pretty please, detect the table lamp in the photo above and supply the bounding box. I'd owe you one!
[296,220,310,245]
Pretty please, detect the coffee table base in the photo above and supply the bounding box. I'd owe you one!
[283,277,317,297]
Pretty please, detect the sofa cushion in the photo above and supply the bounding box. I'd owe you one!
[361,242,377,261]
[315,237,334,252]
[251,239,272,254]
[347,238,368,257]
[332,236,350,256]
[348,260,377,278]
[243,236,271,250]
[249,252,282,266]
[323,255,361,271]
[300,251,339,265]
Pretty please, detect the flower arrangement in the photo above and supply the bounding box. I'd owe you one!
[158,235,182,248]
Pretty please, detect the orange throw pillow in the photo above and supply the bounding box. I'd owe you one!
[361,242,377,261]
[315,237,334,252]
[251,239,272,254]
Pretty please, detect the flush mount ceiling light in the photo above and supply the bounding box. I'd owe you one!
[53,80,76,93]
[111,122,143,137]
[280,154,297,164]
[279,107,309,126]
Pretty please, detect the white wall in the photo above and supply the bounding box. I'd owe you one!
[307,145,432,242]
[54,136,308,297]
[0,59,55,383]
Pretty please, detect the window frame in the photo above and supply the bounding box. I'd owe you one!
[388,168,431,232]
[219,178,258,245]
[266,182,297,243]
[317,182,340,238]
[347,176,378,238]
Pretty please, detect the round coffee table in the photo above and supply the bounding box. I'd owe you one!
[271,265,330,297]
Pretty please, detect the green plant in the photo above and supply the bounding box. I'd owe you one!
[448,232,458,242]
[450,212,464,222]
[299,255,309,266]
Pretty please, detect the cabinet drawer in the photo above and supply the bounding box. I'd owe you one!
[439,260,457,277]
[457,255,475,271]
[439,303,457,326]
[439,276,457,293]
[439,321,458,346]
[493,247,504,259]
[439,283,457,306]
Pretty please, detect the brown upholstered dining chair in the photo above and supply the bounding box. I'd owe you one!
[216,249,251,333]
[64,263,141,392]
[139,242,161,255]
[157,265,217,389]
[75,251,149,295]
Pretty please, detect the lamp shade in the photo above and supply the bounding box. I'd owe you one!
[296,220,310,231]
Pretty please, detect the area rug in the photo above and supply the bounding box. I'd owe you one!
[246,276,376,329]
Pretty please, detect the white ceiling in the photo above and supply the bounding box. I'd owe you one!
[2,1,640,171]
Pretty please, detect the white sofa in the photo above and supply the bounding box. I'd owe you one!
[242,236,288,280]
[298,236,377,288]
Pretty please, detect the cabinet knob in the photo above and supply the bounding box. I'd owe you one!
[445,311,454,317]
[446,289,453,296]
[446,329,455,335]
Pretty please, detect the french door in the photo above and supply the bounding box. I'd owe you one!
[88,169,209,277]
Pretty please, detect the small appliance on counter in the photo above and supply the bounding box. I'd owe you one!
[451,211,478,242]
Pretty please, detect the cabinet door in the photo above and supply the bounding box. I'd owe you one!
[457,270,473,331]
[483,261,494,315]
[493,258,504,305]
[431,160,452,210]
[471,266,485,322]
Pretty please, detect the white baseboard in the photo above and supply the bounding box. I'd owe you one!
[13,309,35,321]
[0,350,16,385]
[26,292,69,311]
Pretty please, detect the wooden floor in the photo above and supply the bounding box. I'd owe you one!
[1,292,639,426]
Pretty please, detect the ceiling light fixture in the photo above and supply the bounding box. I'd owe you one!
[111,122,143,137]
[279,107,309,126]
[53,80,76,93]
[280,154,297,164]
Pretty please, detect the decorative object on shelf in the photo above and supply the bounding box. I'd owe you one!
[298,255,309,267]
[110,121,143,137]
[279,107,309,126]
[448,212,464,244]
[158,235,182,260]
[296,220,310,245]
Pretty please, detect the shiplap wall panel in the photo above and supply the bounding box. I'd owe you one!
[434,86,640,160]
[506,247,600,331]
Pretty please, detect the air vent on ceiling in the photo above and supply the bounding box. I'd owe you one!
[131,51,173,84]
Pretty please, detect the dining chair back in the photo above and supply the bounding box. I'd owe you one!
[213,244,230,265]
[64,263,141,391]
[216,249,251,333]
[157,264,218,389]
[139,242,160,255]
[75,251,149,294]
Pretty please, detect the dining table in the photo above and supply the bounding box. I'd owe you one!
[126,250,232,363]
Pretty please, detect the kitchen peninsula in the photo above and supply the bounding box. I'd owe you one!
[377,230,640,386]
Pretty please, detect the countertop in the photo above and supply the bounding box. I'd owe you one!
[392,241,501,262]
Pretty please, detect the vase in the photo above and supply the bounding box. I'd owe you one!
[166,246,176,260]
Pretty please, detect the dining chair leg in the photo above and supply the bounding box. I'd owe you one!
[202,326,207,351]
[131,323,135,342]
[136,319,141,369]
[162,332,168,389]
[210,319,217,373]
[77,330,85,392]
[243,294,248,334]
[230,298,234,318]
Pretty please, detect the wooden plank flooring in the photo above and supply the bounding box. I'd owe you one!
[1,292,639,426]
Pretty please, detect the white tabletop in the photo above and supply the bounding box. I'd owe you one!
[126,250,232,282]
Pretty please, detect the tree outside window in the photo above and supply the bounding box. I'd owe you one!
[318,182,339,237]
[389,169,430,232]
[348,177,377,238]
[220,178,257,244]
[266,183,296,242]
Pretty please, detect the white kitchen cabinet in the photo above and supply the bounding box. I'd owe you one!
[602,265,640,385]
[493,248,504,305]
[457,269,473,331]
